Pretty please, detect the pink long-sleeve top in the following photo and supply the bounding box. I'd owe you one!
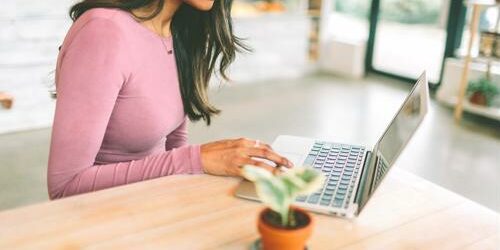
[48,8,204,200]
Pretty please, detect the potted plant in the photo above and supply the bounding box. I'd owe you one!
[242,166,325,250]
[467,77,499,106]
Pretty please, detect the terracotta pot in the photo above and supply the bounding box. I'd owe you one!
[257,208,313,250]
[469,92,488,106]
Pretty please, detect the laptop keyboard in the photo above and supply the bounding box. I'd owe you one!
[295,141,365,209]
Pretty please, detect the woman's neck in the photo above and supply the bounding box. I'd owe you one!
[133,0,183,38]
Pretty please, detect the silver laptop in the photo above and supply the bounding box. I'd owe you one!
[235,72,430,218]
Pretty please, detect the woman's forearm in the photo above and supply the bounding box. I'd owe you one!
[48,144,203,199]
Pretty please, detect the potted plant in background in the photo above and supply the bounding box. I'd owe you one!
[242,166,325,250]
[467,77,499,106]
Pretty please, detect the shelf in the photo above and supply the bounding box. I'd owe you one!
[466,1,500,7]
[438,95,500,120]
[454,55,500,64]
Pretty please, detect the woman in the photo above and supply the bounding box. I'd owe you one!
[48,0,293,199]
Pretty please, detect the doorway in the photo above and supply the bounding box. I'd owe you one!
[365,0,465,85]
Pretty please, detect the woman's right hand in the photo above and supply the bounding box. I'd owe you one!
[200,138,294,177]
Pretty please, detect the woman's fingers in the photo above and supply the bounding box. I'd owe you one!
[231,138,273,150]
[200,138,293,178]
[246,159,277,173]
[244,147,292,167]
[233,156,277,175]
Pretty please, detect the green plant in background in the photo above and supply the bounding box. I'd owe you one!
[242,166,325,227]
[381,0,441,24]
[335,0,441,24]
[467,77,500,106]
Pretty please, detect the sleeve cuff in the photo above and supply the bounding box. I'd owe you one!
[189,144,205,174]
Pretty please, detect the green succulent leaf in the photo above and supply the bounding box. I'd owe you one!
[241,165,274,182]
[241,165,325,227]
[253,178,287,213]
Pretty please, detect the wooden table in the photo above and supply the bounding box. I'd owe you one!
[0,169,498,249]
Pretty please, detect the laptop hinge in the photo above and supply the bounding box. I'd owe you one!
[353,150,376,214]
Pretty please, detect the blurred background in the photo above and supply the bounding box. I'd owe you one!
[0,0,499,212]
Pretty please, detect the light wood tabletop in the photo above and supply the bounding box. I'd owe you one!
[0,168,498,250]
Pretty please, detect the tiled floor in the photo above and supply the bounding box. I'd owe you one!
[0,74,499,213]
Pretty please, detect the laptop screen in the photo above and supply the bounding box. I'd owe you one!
[356,72,429,213]
[372,73,429,189]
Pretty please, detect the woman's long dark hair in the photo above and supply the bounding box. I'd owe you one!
[69,0,249,125]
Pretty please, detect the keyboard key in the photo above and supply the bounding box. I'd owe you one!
[336,193,345,199]
[332,198,343,207]
[307,195,320,204]
[337,189,346,195]
[320,200,331,206]
[296,196,307,202]
[328,180,338,186]
[339,184,348,190]
[304,155,316,165]
[322,193,333,199]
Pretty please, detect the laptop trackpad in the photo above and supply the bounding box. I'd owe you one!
[272,135,315,166]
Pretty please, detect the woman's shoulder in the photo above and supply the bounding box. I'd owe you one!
[72,8,131,34]
[78,8,134,24]
[61,8,134,51]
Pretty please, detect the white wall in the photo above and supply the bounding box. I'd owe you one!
[0,0,76,134]
[230,14,311,84]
